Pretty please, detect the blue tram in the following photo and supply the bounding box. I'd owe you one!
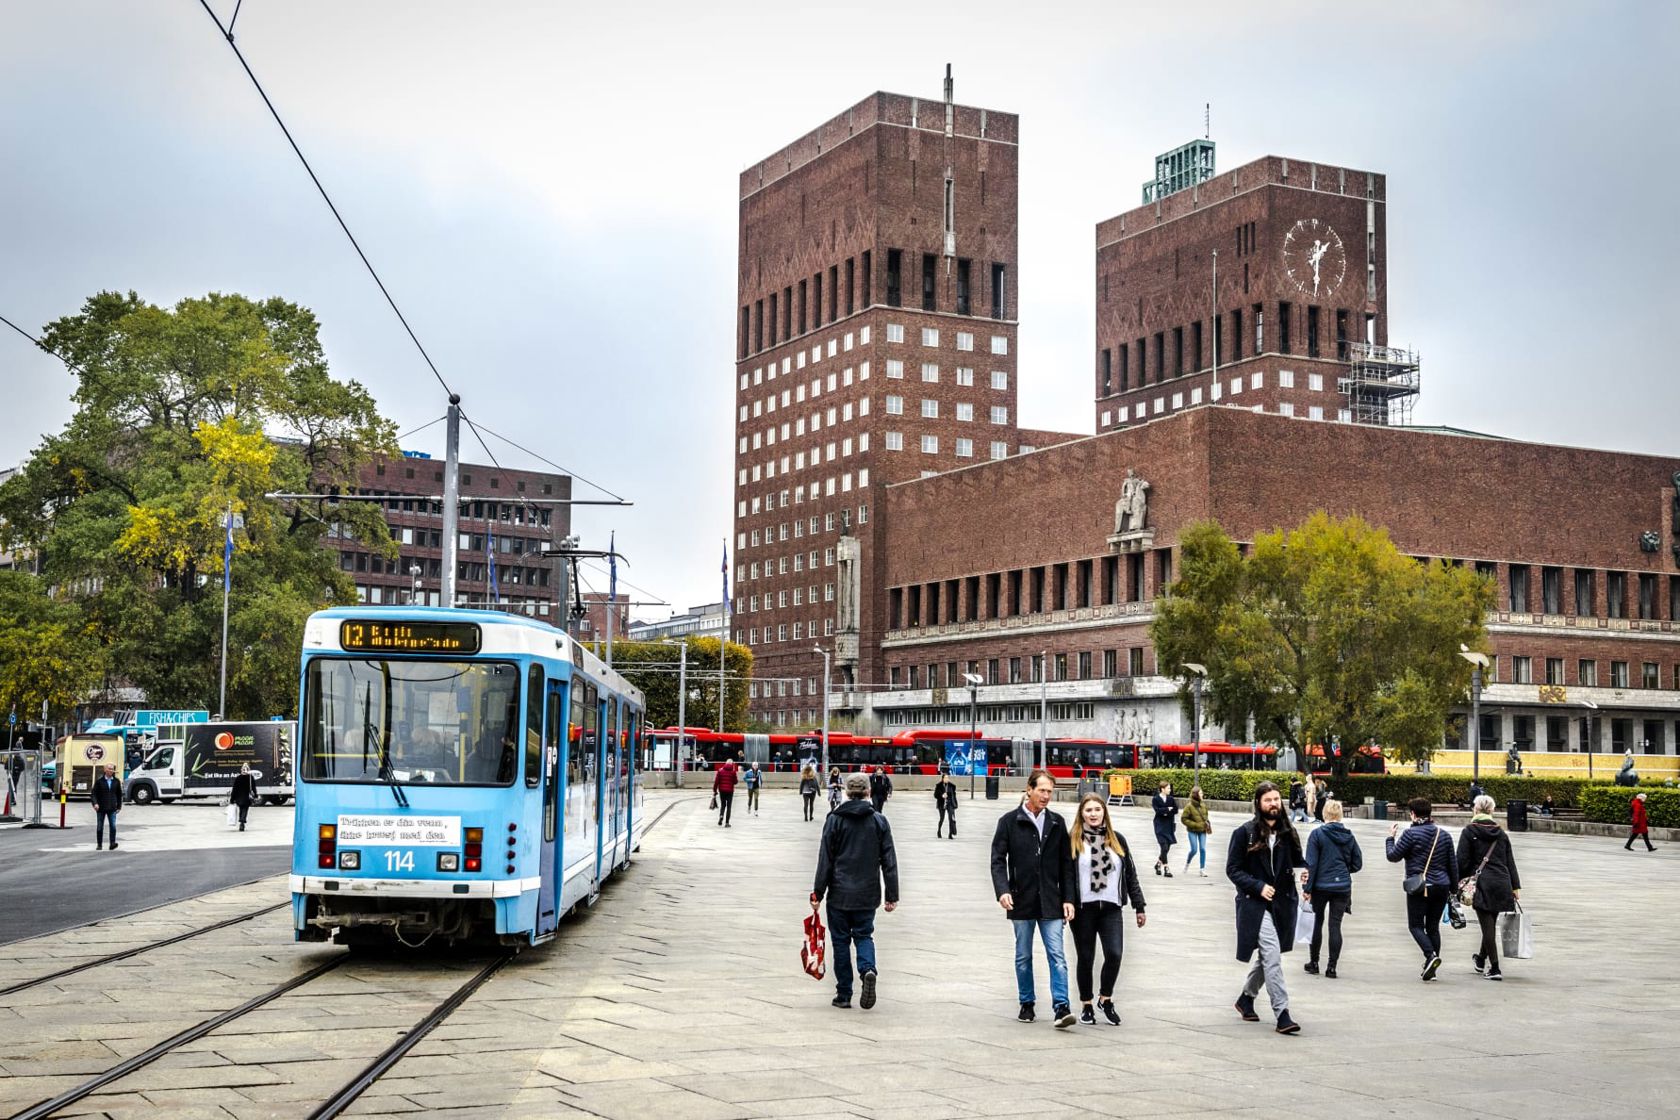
[289,607,645,948]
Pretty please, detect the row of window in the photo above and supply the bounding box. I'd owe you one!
[1501,655,1678,691]
[744,582,837,611]
[1489,565,1679,622]
[1100,369,1340,427]
[745,618,837,643]
[739,472,870,518]
[365,469,560,499]
[1099,302,1370,395]
[882,322,1009,355]
[742,363,869,421]
[881,701,1097,726]
[325,499,553,529]
[891,551,1172,629]
[740,548,837,581]
[741,327,871,389]
[741,434,871,491]
[735,505,869,561]
[889,649,1151,691]
[885,362,1009,389]
[1486,714,1676,755]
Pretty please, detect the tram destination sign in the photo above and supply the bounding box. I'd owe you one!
[336,814,461,847]
[338,620,482,654]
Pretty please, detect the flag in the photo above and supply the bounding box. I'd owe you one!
[721,540,729,606]
[608,531,618,620]
[488,528,499,600]
[223,510,235,582]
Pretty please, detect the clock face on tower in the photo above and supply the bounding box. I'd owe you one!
[1282,218,1347,299]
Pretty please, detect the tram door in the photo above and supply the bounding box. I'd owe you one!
[565,680,599,905]
[593,693,610,888]
[537,682,565,936]
[622,710,638,862]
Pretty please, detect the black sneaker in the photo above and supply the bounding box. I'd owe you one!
[1485,969,1504,982]
[859,971,877,1010]
[1472,954,1486,975]
[1324,965,1338,979]
[1017,1001,1035,1023]
[1422,955,1442,982]
[1079,1005,1096,1025]
[1275,1010,1301,1035]
[1303,960,1319,975]
[1234,994,1260,1022]
[831,995,851,1008]
[1162,868,1173,878]
[1099,999,1121,1026]
[1052,1004,1076,1029]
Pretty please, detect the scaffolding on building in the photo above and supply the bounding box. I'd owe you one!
[1339,342,1421,425]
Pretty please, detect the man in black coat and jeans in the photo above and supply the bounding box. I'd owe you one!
[990,769,1077,1028]
[91,764,123,850]
[812,772,899,1010]
[1227,781,1307,1034]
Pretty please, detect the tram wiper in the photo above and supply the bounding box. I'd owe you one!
[378,751,411,808]
[362,676,409,808]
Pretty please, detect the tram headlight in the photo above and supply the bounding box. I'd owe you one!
[338,850,361,871]
[437,852,460,872]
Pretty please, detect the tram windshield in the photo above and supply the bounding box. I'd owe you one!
[302,658,521,786]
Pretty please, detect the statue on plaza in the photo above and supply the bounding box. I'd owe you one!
[1113,468,1150,535]
[1614,751,1640,787]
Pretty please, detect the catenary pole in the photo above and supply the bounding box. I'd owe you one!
[441,395,461,607]
[676,639,687,787]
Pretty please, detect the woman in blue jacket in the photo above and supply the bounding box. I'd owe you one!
[1302,799,1362,978]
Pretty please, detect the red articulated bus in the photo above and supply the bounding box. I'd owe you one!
[1148,742,1279,770]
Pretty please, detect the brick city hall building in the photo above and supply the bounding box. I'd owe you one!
[731,76,1680,769]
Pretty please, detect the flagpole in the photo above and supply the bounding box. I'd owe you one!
[218,501,232,718]
[719,539,729,733]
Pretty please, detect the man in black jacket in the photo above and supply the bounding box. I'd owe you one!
[1227,781,1307,1034]
[934,774,958,838]
[812,772,899,1010]
[869,767,892,813]
[91,764,123,850]
[990,770,1077,1028]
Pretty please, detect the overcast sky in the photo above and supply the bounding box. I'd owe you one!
[2,1,1675,616]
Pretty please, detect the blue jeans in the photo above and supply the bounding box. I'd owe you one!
[827,904,877,1000]
[1012,918,1070,1007]
[1185,831,1207,868]
[97,810,118,846]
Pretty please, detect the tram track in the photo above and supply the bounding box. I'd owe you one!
[6,794,700,1119]
[0,901,289,999]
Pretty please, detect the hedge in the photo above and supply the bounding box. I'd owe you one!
[1103,768,1667,812]
[1581,786,1680,828]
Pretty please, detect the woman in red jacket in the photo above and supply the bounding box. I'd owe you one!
[1625,793,1655,852]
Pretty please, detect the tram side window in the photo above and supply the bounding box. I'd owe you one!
[525,664,544,787]
[577,681,598,787]
[545,687,564,841]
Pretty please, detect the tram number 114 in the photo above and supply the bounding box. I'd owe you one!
[384,851,415,873]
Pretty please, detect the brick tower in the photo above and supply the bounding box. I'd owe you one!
[733,71,1021,728]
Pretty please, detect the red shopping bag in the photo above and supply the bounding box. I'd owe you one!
[802,910,826,980]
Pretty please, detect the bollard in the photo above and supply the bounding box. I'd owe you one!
[58,783,67,829]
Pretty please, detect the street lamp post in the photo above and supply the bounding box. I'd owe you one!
[1459,645,1491,787]
[1580,699,1598,780]
[409,563,422,605]
[675,638,688,788]
[1184,663,1207,786]
[1038,649,1048,771]
[963,673,982,801]
[813,646,831,782]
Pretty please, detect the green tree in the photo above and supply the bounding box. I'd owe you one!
[584,637,754,731]
[0,571,104,722]
[1152,514,1494,776]
[0,291,398,719]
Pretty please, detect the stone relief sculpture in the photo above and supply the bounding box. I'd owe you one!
[836,535,861,632]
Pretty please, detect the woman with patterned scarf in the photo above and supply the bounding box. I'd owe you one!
[1067,794,1147,1025]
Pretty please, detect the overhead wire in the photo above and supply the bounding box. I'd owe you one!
[464,416,627,503]
[194,0,454,400]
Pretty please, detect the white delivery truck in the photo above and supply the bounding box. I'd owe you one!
[125,720,295,805]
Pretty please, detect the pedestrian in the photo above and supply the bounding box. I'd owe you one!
[1069,794,1146,1025]
[1289,779,1309,823]
[230,763,257,832]
[1539,794,1556,818]
[712,755,739,827]
[1626,792,1656,852]
[1181,785,1212,877]
[869,766,893,814]
[91,764,122,851]
[743,762,762,815]
[1302,799,1362,978]
[828,767,842,812]
[1456,794,1521,981]
[1151,781,1178,877]
[1385,797,1460,981]
[812,772,899,1010]
[799,762,820,821]
[1312,778,1328,823]
[935,772,958,838]
[1227,781,1306,1034]
[990,770,1078,1028]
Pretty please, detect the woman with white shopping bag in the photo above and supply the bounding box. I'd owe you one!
[1455,794,1522,981]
